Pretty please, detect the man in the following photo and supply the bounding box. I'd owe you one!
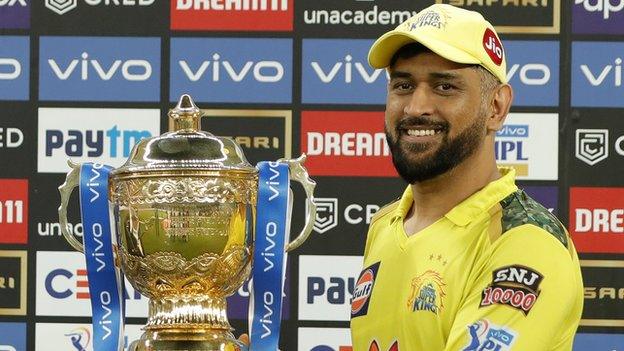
[349,4,583,351]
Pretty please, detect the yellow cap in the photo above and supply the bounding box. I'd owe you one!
[368,4,507,84]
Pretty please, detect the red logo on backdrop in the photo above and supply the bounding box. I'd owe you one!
[301,111,396,177]
[482,28,503,66]
[0,179,28,244]
[171,0,293,31]
[569,187,624,253]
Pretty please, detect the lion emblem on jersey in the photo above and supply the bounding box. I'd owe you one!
[407,270,446,315]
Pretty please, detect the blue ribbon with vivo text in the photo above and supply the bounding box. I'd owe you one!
[79,163,125,351]
[250,161,290,351]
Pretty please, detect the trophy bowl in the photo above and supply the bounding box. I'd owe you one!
[58,95,317,351]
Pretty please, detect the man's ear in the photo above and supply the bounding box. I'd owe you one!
[486,84,513,132]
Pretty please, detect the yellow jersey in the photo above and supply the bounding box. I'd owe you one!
[350,168,583,351]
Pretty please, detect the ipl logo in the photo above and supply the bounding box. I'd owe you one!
[65,327,90,351]
[45,0,77,14]
[462,320,515,351]
[576,129,609,166]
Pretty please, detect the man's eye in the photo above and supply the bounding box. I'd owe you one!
[394,82,412,91]
[437,83,454,91]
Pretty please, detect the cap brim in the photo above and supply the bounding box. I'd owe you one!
[368,31,481,69]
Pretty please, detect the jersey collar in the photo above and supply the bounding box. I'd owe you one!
[391,167,518,227]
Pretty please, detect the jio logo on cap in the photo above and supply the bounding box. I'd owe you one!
[482,28,503,66]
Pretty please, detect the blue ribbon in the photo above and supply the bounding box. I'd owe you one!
[79,163,125,351]
[250,161,290,351]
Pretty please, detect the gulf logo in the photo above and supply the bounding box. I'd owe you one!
[351,268,374,315]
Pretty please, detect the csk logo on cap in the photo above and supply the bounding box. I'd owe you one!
[483,28,504,66]
[351,262,380,318]
[408,9,449,30]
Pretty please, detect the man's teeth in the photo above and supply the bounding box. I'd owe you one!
[407,129,440,136]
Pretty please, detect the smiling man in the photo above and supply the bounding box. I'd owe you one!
[350,4,583,351]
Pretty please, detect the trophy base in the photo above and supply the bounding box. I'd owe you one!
[128,329,249,351]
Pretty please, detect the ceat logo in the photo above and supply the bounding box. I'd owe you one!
[575,0,624,19]
[171,0,293,31]
[45,0,76,14]
[482,28,503,66]
[0,179,28,244]
[576,129,609,165]
[301,111,395,177]
[570,187,624,253]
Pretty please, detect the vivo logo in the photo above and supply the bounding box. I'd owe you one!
[0,58,21,80]
[311,55,385,84]
[497,125,529,138]
[45,126,150,158]
[507,64,550,86]
[581,57,622,86]
[179,54,283,83]
[575,0,624,19]
[48,52,152,81]
[0,0,26,5]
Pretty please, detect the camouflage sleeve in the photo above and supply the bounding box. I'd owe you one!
[442,224,583,351]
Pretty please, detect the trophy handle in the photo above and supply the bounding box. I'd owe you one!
[278,154,317,252]
[58,160,85,253]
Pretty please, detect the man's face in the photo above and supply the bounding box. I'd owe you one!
[385,51,490,184]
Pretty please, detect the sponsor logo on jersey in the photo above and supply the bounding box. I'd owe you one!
[37,108,159,173]
[407,270,446,315]
[170,38,292,104]
[0,322,26,351]
[462,319,516,351]
[570,187,624,253]
[299,255,363,321]
[0,250,26,315]
[301,111,395,177]
[435,0,559,34]
[36,251,148,317]
[0,0,29,29]
[298,327,352,351]
[368,340,399,351]
[302,39,387,104]
[572,42,624,107]
[480,265,543,315]
[351,262,380,318]
[0,179,28,244]
[171,0,293,31]
[495,113,558,180]
[39,36,160,102]
[505,41,558,107]
[573,0,624,34]
[0,36,29,100]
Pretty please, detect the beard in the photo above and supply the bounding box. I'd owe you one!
[385,114,486,184]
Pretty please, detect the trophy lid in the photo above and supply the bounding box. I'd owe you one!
[111,94,256,177]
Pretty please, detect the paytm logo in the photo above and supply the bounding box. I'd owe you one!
[37,108,160,173]
[574,0,624,20]
[573,0,624,34]
[36,251,148,317]
[39,36,160,101]
[572,41,624,107]
[170,38,292,103]
[299,255,362,321]
[0,36,29,100]
[505,41,558,107]
[302,39,387,105]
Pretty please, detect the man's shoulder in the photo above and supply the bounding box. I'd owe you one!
[370,198,401,226]
[498,190,568,248]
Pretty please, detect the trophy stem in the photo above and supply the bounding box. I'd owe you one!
[146,295,232,331]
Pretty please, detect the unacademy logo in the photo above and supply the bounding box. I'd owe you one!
[46,0,76,15]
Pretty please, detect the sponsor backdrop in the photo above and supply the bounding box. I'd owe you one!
[0,0,622,350]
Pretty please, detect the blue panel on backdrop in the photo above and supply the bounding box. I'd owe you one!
[170,38,293,103]
[302,39,387,105]
[572,42,624,107]
[573,333,624,350]
[0,322,26,351]
[39,36,161,102]
[0,36,29,101]
[505,41,559,107]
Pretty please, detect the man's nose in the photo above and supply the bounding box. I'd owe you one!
[404,86,435,117]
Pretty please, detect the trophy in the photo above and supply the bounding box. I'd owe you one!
[58,94,317,351]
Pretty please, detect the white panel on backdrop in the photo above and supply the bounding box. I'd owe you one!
[298,327,352,351]
[37,108,160,173]
[496,113,559,181]
[36,251,148,317]
[298,255,363,321]
[35,323,143,351]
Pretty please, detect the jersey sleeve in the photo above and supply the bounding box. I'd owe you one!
[443,224,583,351]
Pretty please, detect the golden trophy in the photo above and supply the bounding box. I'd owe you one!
[58,94,317,351]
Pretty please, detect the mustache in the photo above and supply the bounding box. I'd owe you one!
[395,116,449,132]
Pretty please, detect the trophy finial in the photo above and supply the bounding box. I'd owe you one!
[169,94,203,132]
